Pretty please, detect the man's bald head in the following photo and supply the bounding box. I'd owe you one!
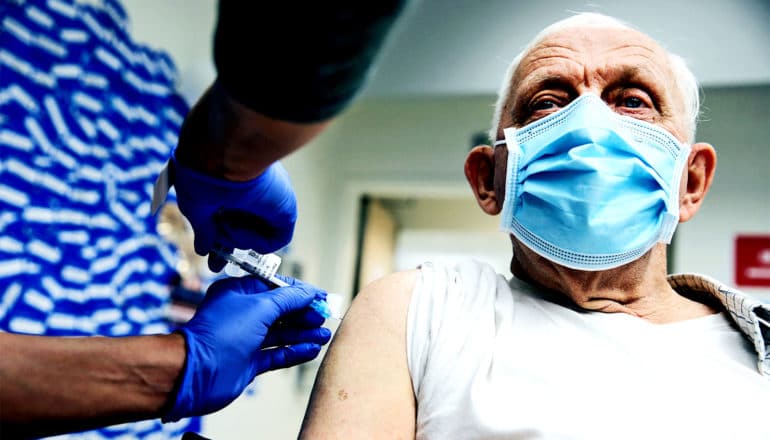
[489,13,700,145]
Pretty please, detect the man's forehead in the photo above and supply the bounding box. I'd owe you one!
[532,26,661,51]
[512,26,672,88]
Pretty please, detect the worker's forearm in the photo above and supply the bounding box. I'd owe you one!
[173,82,330,181]
[174,1,407,182]
[0,332,185,438]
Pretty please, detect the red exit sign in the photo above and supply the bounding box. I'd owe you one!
[735,235,770,287]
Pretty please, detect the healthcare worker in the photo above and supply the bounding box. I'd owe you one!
[0,1,407,438]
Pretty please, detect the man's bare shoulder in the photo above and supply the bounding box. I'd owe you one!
[299,270,419,439]
[344,269,419,330]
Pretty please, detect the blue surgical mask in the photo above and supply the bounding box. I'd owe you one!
[494,94,691,271]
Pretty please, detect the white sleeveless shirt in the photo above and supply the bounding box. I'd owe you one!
[406,260,770,440]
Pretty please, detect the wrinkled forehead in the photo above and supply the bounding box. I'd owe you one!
[508,26,680,108]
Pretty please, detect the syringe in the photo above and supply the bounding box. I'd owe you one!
[212,247,343,320]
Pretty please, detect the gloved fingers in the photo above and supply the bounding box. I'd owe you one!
[192,224,217,257]
[272,275,328,302]
[262,326,331,348]
[220,284,317,328]
[202,272,324,325]
[235,275,304,297]
[207,252,228,273]
[275,306,326,328]
[203,275,272,299]
[195,277,275,315]
[255,342,323,374]
[270,274,328,303]
[269,276,328,325]
[241,275,276,292]
[263,284,319,316]
[207,208,289,266]
[273,273,297,285]
[220,220,295,255]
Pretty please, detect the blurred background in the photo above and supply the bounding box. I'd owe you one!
[123,0,770,437]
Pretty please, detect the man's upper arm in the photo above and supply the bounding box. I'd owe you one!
[299,270,418,439]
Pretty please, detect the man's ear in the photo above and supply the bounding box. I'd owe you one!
[465,145,503,215]
[679,142,717,222]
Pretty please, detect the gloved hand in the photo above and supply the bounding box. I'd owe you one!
[171,153,297,272]
[162,275,331,422]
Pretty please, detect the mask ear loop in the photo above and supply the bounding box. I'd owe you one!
[658,142,692,244]
[496,127,522,235]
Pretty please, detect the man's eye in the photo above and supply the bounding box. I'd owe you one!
[622,96,644,108]
[532,99,557,110]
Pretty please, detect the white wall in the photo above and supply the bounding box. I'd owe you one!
[674,86,770,299]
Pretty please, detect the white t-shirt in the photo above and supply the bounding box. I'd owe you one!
[407,260,770,440]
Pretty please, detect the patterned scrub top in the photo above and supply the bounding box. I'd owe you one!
[0,0,197,437]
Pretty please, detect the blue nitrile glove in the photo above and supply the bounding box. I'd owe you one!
[171,153,297,272]
[162,275,331,422]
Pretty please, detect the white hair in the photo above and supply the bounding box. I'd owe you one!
[489,12,701,144]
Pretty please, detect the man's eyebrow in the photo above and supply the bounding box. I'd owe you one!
[510,74,574,124]
[611,65,648,84]
[605,65,665,112]
[516,72,573,97]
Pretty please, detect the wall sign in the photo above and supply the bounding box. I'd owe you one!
[735,235,770,287]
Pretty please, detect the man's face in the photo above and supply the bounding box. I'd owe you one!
[488,26,694,276]
[496,26,688,148]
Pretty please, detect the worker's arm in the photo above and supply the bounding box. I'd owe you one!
[174,0,408,179]
[299,270,418,439]
[172,82,330,183]
[0,332,184,438]
[168,1,408,269]
[0,276,331,438]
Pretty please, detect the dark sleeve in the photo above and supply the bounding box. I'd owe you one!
[213,1,408,123]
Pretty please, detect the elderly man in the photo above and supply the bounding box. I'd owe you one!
[298,12,770,440]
